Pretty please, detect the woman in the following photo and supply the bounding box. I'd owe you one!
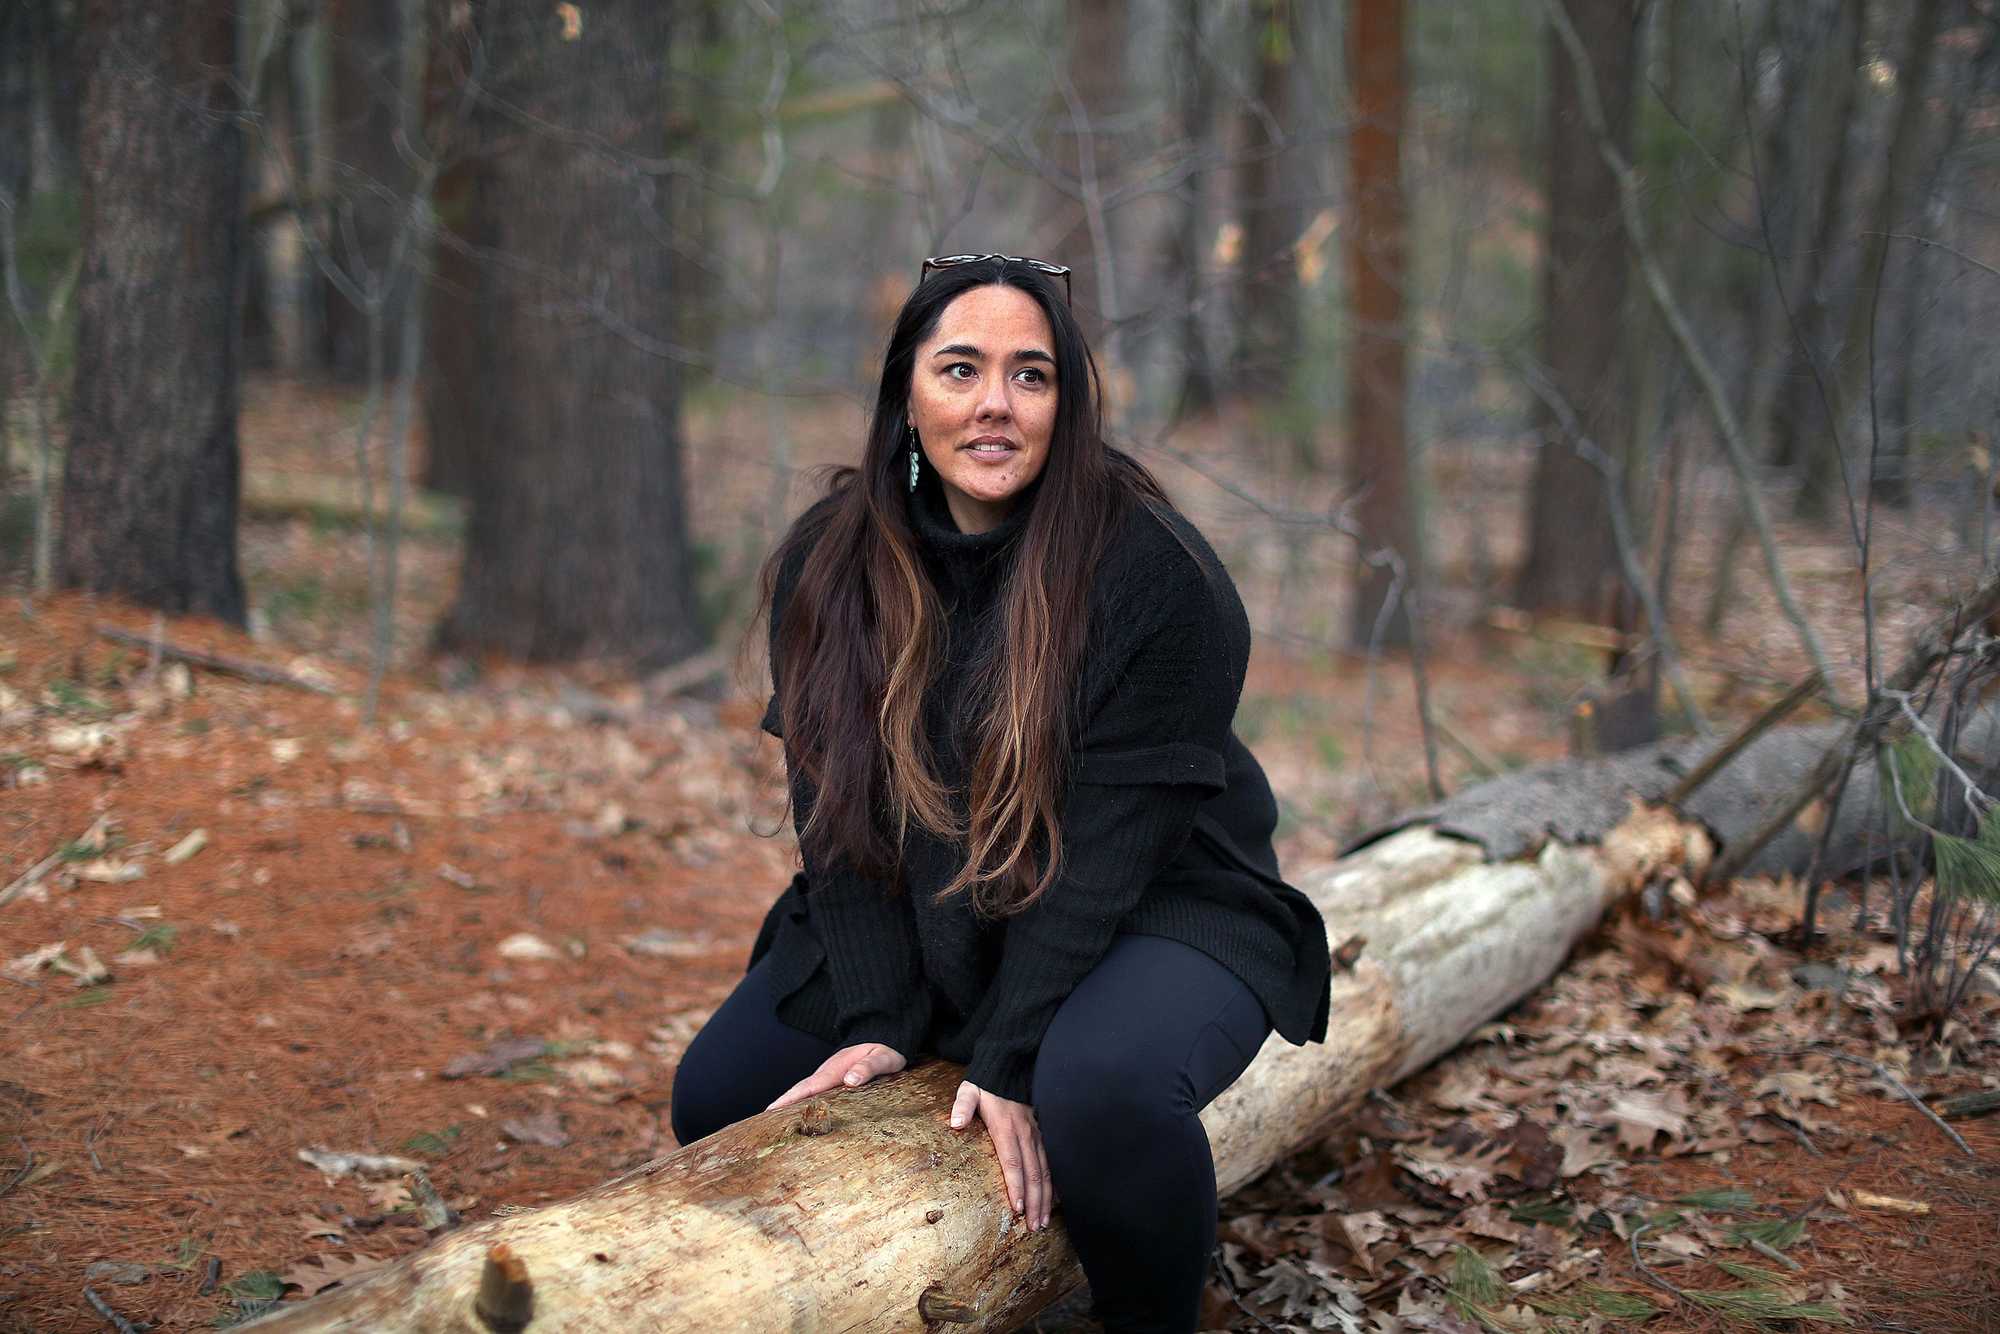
[670,254,1333,1332]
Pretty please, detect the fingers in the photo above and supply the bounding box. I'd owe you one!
[948,1081,979,1130]
[764,1071,830,1112]
[984,1104,1050,1232]
[1027,1124,1051,1230]
[767,1044,906,1112]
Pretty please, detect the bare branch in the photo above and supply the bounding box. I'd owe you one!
[1540,0,1838,698]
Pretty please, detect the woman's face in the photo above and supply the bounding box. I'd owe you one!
[907,284,1057,534]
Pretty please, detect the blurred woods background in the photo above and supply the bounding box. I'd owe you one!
[2,0,1997,772]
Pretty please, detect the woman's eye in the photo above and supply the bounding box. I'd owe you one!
[945,363,976,381]
[1016,367,1048,386]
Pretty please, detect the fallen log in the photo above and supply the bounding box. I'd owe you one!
[248,699,1995,1332]
[245,804,1703,1332]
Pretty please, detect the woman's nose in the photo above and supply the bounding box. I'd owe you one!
[976,377,1012,420]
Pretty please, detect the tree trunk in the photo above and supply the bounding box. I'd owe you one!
[1747,0,1861,462]
[1041,0,1129,353]
[417,0,485,499]
[1345,0,1414,650]
[1877,18,1993,509]
[1515,0,1636,621]
[0,0,32,470]
[1167,0,1220,421]
[1797,0,1945,521]
[320,0,417,381]
[434,0,704,667]
[1232,0,1301,411]
[57,0,247,625]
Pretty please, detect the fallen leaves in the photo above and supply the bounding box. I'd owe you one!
[441,1036,548,1080]
[500,1110,569,1149]
[282,1252,386,1297]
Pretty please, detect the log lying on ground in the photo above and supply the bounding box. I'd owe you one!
[249,704,1992,1333]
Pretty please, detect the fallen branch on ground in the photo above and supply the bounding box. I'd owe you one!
[92,624,341,696]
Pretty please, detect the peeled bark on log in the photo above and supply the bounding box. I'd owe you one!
[246,802,1705,1333]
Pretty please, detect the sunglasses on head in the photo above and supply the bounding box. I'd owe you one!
[920,253,1073,304]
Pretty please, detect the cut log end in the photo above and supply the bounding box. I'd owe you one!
[475,1244,534,1333]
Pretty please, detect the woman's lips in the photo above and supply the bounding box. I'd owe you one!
[964,436,1016,456]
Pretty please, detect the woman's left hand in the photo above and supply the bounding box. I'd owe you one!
[948,1079,1057,1231]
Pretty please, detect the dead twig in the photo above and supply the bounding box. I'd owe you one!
[0,1138,34,1198]
[1627,1217,1690,1301]
[82,1285,143,1334]
[0,847,64,911]
[1707,573,2000,884]
[1824,1052,1975,1159]
[1539,0,1837,697]
[92,624,339,695]
[1935,1089,2000,1118]
[1665,670,1824,807]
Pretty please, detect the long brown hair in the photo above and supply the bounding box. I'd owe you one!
[749,258,1179,919]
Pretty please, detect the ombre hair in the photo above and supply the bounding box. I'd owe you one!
[749,257,1182,919]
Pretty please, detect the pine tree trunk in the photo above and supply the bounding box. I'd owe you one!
[433,0,703,667]
[1345,0,1414,649]
[57,0,247,625]
[1515,0,1636,620]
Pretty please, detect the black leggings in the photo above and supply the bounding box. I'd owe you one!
[670,932,1272,1333]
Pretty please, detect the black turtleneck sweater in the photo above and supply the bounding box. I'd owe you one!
[746,465,1333,1104]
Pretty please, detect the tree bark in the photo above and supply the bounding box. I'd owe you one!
[1797,0,1945,521]
[1042,0,1129,356]
[417,0,485,498]
[433,0,704,667]
[1232,0,1301,410]
[1167,0,1220,420]
[1345,0,1414,649]
[57,0,247,625]
[1515,0,1636,621]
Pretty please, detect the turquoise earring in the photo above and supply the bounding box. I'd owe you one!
[908,423,919,492]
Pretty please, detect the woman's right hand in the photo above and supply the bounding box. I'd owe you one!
[764,1042,908,1112]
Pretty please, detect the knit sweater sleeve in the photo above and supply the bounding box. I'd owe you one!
[766,518,931,1059]
[960,556,1247,1104]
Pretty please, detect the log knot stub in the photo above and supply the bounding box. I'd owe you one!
[474,1244,534,1333]
[918,1285,978,1323]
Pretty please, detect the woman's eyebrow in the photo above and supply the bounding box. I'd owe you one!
[930,343,1055,364]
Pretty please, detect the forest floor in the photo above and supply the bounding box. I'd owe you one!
[2,374,1999,1331]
